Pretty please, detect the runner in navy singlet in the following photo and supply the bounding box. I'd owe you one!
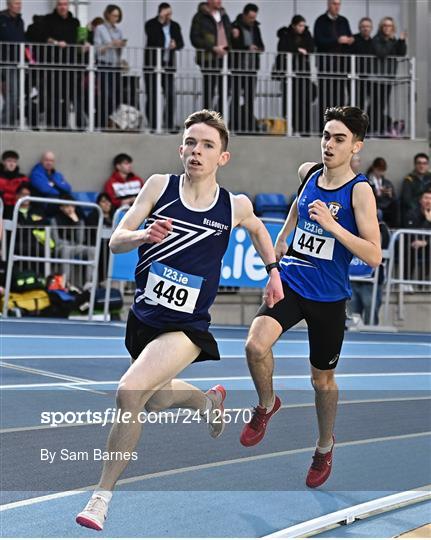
[240,107,382,488]
[76,110,284,531]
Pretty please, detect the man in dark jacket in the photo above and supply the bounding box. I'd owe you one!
[40,0,81,129]
[144,3,184,131]
[370,17,407,135]
[0,0,25,127]
[275,14,314,134]
[351,17,375,115]
[400,153,431,226]
[190,0,236,114]
[314,0,353,129]
[230,3,264,132]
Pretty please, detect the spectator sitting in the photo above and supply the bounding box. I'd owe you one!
[104,153,144,208]
[86,192,114,282]
[349,220,390,325]
[400,153,431,226]
[367,157,399,227]
[404,186,431,282]
[0,150,29,219]
[51,194,96,286]
[29,151,72,199]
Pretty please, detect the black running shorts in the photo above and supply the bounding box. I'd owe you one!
[256,281,346,370]
[125,309,220,363]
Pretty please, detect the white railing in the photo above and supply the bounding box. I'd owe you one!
[2,196,104,319]
[383,229,431,323]
[0,43,415,137]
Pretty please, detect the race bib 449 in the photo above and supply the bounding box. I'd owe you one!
[293,217,335,260]
[144,261,203,314]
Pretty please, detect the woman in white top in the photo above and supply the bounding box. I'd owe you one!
[94,4,127,127]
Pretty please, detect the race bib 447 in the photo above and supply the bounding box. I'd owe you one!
[144,261,203,314]
[293,217,335,260]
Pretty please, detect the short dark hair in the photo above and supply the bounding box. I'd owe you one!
[359,16,372,25]
[158,2,171,13]
[184,109,229,151]
[414,153,429,163]
[422,185,431,195]
[324,106,369,141]
[113,153,132,167]
[16,182,31,194]
[291,14,305,26]
[243,3,258,14]
[2,150,19,160]
[103,4,122,23]
[367,157,387,174]
[97,191,112,204]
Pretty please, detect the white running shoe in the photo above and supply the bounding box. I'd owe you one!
[205,384,227,438]
[76,495,109,531]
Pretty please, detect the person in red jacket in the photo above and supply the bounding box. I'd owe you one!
[103,153,144,208]
[0,150,29,219]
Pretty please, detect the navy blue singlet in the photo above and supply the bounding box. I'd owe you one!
[132,174,233,331]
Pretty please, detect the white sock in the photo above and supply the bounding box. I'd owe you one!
[317,441,333,454]
[93,490,112,503]
[262,394,276,413]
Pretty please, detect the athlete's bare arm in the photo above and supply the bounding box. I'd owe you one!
[274,162,317,260]
[233,194,284,307]
[109,175,173,254]
[308,182,382,267]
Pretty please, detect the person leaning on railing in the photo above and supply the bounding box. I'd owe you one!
[351,17,376,118]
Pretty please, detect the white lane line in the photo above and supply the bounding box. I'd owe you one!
[1,396,430,435]
[0,362,106,396]
[1,431,430,512]
[1,372,430,390]
[2,334,430,348]
[2,355,430,361]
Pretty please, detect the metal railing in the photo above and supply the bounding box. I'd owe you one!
[2,196,103,319]
[0,43,415,137]
[383,229,431,324]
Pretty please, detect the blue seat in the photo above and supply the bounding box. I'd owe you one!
[254,193,288,220]
[72,191,99,216]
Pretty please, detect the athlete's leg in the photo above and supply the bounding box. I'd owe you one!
[98,331,201,491]
[245,315,282,408]
[310,365,338,449]
[145,378,208,413]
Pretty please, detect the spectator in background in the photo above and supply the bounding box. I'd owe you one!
[314,0,353,130]
[371,17,407,135]
[274,14,314,134]
[104,153,144,208]
[51,194,96,285]
[144,3,184,131]
[0,0,26,128]
[367,157,399,227]
[190,0,237,114]
[86,192,114,282]
[29,151,72,198]
[404,186,431,282]
[41,0,82,129]
[94,4,127,128]
[83,17,104,45]
[351,17,375,115]
[0,150,29,219]
[230,3,264,132]
[400,153,431,226]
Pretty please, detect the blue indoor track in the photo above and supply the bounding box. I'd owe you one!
[1,318,430,538]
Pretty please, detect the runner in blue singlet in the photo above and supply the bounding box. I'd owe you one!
[240,106,382,489]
